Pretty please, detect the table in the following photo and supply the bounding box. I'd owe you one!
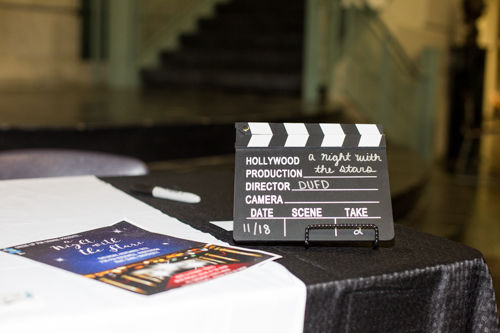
[106,169,500,333]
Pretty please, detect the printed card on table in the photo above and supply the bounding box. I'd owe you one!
[1,221,279,295]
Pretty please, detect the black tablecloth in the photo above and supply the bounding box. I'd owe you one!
[104,170,499,332]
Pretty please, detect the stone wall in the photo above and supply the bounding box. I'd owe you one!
[0,0,90,89]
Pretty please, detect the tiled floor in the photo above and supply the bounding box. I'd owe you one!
[401,167,500,311]
[0,88,307,128]
[400,127,500,315]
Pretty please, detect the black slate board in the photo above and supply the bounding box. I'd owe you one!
[233,122,394,244]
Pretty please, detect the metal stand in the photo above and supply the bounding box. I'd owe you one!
[305,223,380,249]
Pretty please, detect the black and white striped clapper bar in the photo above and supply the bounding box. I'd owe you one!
[233,122,394,247]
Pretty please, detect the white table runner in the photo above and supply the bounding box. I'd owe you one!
[0,176,306,333]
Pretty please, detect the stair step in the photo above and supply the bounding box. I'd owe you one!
[198,17,303,34]
[141,68,301,95]
[216,0,304,13]
[198,14,303,28]
[215,5,304,19]
[180,31,303,51]
[160,49,302,72]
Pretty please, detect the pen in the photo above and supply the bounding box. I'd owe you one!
[131,184,201,203]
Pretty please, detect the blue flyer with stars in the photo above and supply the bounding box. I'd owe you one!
[1,221,279,295]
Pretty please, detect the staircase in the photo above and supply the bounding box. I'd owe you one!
[141,0,305,95]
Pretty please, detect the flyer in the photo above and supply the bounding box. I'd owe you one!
[1,221,280,295]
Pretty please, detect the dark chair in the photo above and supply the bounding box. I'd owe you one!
[0,149,148,180]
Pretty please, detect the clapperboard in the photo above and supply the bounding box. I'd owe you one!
[233,122,394,247]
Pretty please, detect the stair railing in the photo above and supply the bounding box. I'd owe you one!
[303,0,439,159]
[137,0,229,67]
